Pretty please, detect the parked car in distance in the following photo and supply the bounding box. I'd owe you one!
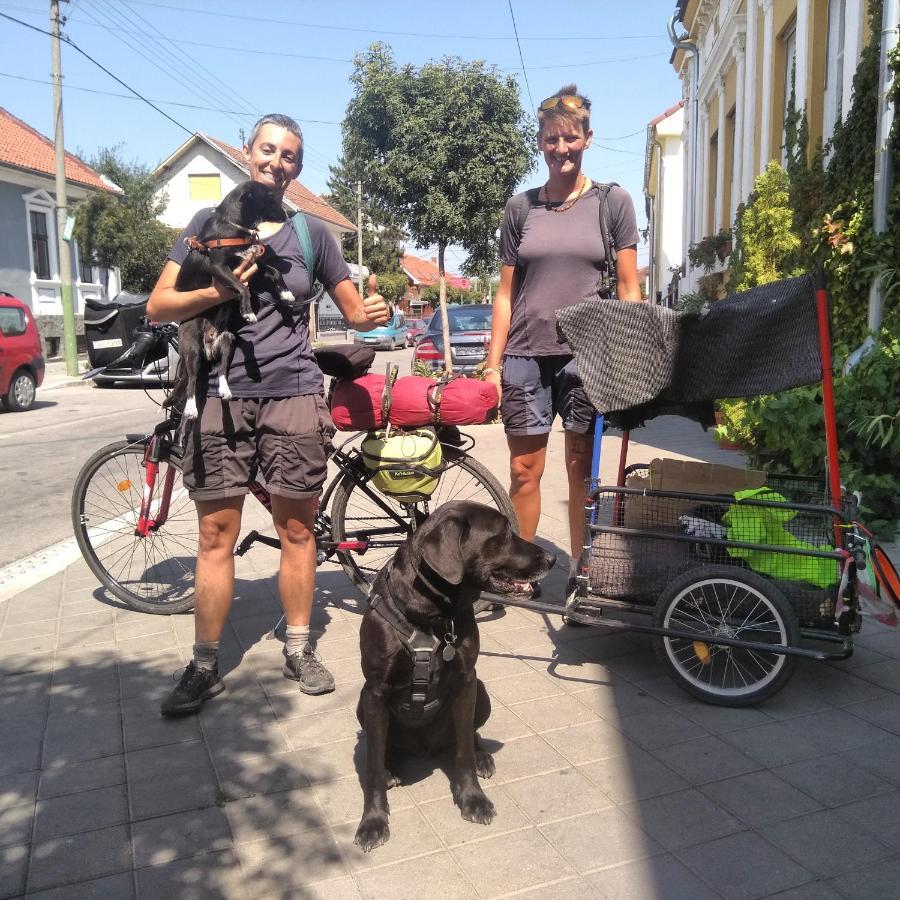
[405,316,431,347]
[353,311,409,350]
[0,292,45,411]
[412,304,492,375]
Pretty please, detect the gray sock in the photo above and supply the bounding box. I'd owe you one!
[285,625,310,658]
[192,641,220,672]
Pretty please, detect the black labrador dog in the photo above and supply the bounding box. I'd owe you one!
[167,181,293,421]
[354,501,557,852]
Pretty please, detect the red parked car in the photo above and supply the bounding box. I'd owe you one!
[0,292,45,411]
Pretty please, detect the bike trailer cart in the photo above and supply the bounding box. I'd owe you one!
[484,272,875,707]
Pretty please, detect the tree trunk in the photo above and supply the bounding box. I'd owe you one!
[438,243,452,373]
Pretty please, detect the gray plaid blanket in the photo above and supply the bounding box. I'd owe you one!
[556,274,822,415]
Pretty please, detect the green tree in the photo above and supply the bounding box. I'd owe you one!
[73,147,178,293]
[730,162,801,291]
[341,43,536,368]
[376,272,408,305]
[324,156,406,275]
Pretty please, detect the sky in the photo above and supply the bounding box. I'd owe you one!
[1,0,684,271]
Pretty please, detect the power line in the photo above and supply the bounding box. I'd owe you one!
[507,0,534,111]
[519,52,668,71]
[77,0,247,134]
[123,0,661,41]
[0,72,340,122]
[0,10,193,134]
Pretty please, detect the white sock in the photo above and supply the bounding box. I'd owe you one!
[285,625,310,657]
[192,641,219,671]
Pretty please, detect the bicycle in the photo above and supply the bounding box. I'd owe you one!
[71,321,516,615]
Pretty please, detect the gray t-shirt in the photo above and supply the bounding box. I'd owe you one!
[168,208,351,397]
[499,183,639,357]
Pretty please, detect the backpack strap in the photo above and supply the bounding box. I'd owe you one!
[594,181,619,299]
[291,212,316,281]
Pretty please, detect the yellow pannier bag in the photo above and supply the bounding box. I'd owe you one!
[361,427,443,503]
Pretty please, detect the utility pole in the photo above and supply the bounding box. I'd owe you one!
[356,180,364,299]
[51,0,78,376]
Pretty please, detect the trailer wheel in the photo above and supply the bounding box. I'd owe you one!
[653,565,799,707]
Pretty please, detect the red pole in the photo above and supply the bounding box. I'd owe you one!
[815,281,843,511]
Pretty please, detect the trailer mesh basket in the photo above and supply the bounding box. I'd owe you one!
[587,482,842,630]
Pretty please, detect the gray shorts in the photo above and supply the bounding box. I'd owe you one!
[181,395,335,502]
[500,355,596,436]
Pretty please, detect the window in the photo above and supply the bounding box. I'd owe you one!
[30,210,51,280]
[0,307,27,337]
[189,174,222,201]
[79,250,95,284]
[824,0,847,142]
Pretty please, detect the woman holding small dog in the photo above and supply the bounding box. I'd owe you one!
[148,114,389,716]
[483,85,642,597]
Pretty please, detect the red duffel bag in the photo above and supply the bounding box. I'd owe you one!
[389,375,499,427]
[329,374,388,431]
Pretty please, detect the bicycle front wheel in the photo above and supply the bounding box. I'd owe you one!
[330,450,517,594]
[71,440,198,614]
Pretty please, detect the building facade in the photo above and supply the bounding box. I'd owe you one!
[644,101,686,305]
[0,108,121,354]
[672,0,869,294]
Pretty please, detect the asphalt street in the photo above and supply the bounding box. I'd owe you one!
[0,344,417,571]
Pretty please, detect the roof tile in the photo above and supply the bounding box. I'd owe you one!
[0,106,118,192]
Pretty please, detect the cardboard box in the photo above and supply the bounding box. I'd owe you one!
[622,458,766,528]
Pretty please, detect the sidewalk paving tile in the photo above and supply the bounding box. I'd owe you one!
[699,770,822,827]
[541,806,662,874]
[677,830,813,900]
[579,746,689,804]
[38,755,125,800]
[26,823,132,892]
[827,856,900,900]
[539,718,631,766]
[585,853,722,900]
[760,808,896,878]
[620,789,743,851]
[832,787,900,852]
[501,767,612,825]
[354,851,476,900]
[132,806,233,868]
[135,848,246,899]
[649,734,761,786]
[772,753,893,808]
[32,784,128,842]
[23,871,135,900]
[0,844,28,900]
[449,826,573,895]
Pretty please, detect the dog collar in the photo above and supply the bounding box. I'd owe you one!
[184,234,261,253]
[411,556,459,616]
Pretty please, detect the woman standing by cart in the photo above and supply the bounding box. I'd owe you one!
[483,84,642,595]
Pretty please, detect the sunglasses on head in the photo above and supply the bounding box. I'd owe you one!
[539,94,591,112]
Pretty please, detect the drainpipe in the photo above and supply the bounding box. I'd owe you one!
[847,0,899,370]
[668,10,699,279]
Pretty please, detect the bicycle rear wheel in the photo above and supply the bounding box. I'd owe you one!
[330,449,517,594]
[71,440,198,614]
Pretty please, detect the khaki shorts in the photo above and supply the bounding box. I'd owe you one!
[181,395,335,502]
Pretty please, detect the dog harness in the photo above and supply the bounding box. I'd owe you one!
[368,562,459,723]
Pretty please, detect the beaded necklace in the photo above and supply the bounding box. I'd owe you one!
[541,174,590,213]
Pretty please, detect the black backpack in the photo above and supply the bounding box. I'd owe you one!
[507,181,619,298]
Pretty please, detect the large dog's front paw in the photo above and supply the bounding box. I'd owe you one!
[458,788,496,825]
[354,815,390,852]
[475,749,495,780]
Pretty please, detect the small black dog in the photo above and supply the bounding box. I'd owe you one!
[167,181,294,421]
[354,501,556,852]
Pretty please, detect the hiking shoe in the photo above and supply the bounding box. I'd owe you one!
[160,662,225,717]
[283,645,335,695]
